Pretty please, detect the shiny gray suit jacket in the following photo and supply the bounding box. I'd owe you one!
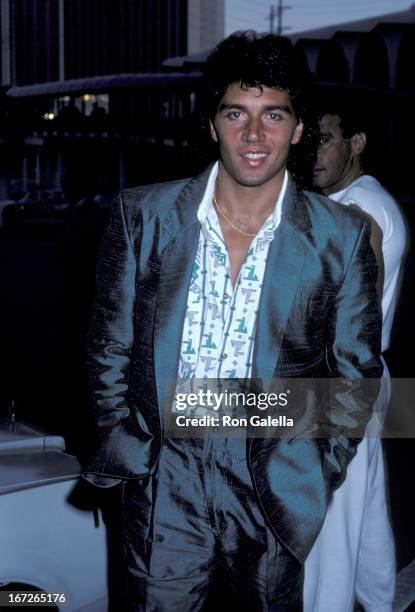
[85,167,382,563]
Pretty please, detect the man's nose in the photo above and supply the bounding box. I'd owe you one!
[243,116,264,142]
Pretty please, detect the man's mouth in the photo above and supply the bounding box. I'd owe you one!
[240,151,268,167]
[313,167,325,175]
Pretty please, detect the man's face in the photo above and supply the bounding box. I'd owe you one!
[210,83,303,189]
[313,114,355,195]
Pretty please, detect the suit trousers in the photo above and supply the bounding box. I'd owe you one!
[120,432,303,612]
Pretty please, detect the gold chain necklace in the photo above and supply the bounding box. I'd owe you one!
[212,193,257,237]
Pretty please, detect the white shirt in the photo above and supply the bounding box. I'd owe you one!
[303,175,403,612]
[178,162,287,380]
[331,175,407,352]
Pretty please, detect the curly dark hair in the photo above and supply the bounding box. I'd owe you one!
[201,30,309,120]
[198,30,318,187]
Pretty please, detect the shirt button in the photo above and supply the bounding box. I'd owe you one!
[222,353,228,359]
[224,293,230,300]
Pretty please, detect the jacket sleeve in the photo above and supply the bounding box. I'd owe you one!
[248,217,384,564]
[83,195,157,485]
[86,194,136,434]
[318,219,383,491]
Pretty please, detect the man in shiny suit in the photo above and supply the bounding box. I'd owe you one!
[85,32,382,611]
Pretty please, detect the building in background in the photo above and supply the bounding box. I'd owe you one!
[0,0,187,87]
[187,0,225,54]
[0,0,195,196]
[289,3,415,41]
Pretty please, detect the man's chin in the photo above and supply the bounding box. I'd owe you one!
[312,177,326,191]
[238,177,268,188]
[234,169,282,189]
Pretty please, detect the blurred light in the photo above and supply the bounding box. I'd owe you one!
[42,113,55,120]
[83,94,92,101]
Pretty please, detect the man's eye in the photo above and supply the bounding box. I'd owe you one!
[226,111,242,120]
[268,112,282,121]
[319,134,330,145]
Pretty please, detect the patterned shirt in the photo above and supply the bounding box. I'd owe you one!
[178,163,287,381]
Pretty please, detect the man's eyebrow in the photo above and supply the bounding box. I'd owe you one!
[218,103,245,112]
[218,103,293,114]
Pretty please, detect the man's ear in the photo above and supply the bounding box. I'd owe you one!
[291,121,304,145]
[210,120,218,143]
[350,131,366,156]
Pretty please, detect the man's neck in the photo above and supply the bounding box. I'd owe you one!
[215,165,285,222]
[323,160,365,196]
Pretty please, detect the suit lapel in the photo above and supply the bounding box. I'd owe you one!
[153,168,211,423]
[251,178,309,380]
